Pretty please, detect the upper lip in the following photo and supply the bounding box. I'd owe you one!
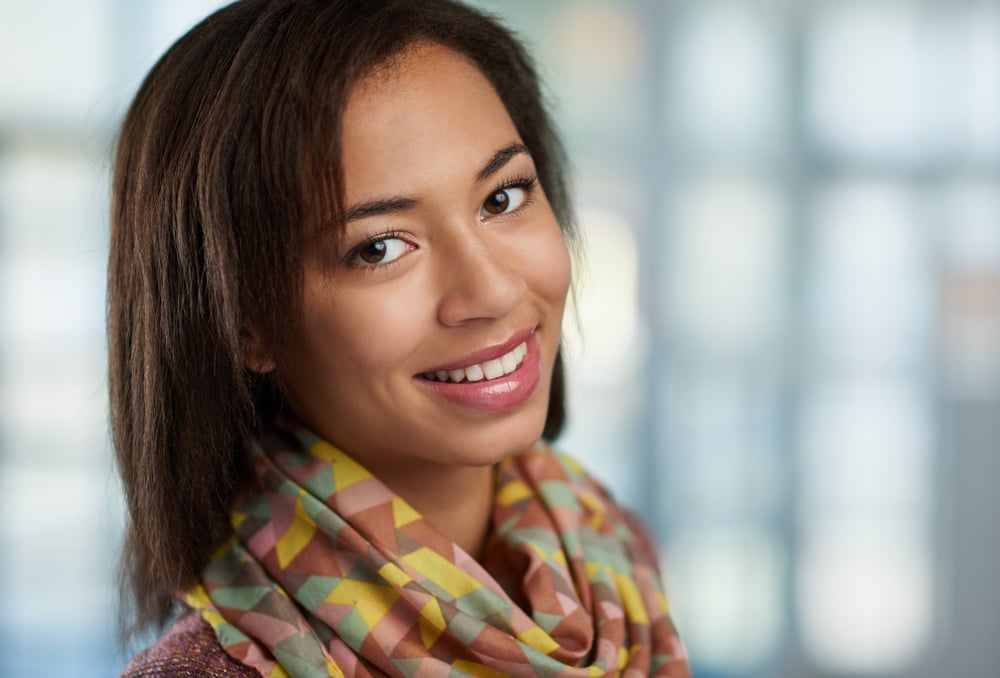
[419,326,536,374]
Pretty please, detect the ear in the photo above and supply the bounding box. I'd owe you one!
[241,326,276,374]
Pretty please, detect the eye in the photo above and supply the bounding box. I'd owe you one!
[481,186,528,218]
[348,235,412,266]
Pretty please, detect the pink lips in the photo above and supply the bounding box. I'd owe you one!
[416,330,542,412]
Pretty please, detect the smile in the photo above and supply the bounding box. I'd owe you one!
[415,332,542,412]
[419,342,527,383]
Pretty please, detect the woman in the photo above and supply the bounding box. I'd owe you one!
[112,1,690,676]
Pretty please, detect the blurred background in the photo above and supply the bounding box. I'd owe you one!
[2,0,999,675]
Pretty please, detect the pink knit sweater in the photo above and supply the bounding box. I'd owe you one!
[121,610,261,677]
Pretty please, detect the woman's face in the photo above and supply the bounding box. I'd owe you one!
[277,43,571,476]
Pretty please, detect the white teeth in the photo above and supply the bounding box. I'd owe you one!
[482,359,504,379]
[500,352,518,374]
[425,341,528,384]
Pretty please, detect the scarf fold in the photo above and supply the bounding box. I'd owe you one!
[186,418,690,677]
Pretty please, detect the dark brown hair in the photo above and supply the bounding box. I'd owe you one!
[110,0,576,637]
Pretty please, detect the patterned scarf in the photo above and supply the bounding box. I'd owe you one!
[186,419,690,677]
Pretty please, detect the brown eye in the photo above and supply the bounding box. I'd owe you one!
[348,236,412,267]
[359,240,387,263]
[483,190,511,215]
[480,185,529,219]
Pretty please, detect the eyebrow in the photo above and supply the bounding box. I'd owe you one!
[342,142,530,223]
[475,142,530,182]
[343,196,419,223]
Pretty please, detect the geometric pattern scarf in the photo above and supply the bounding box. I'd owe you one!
[185,418,691,677]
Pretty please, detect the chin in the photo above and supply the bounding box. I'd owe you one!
[468,402,550,465]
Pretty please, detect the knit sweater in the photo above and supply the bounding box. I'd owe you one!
[121,610,261,677]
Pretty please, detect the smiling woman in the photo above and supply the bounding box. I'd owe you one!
[110,1,689,676]
[273,44,570,561]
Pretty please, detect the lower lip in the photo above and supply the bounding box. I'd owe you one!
[417,335,542,411]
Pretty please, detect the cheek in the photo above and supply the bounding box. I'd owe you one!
[298,284,429,375]
[520,220,572,311]
[550,233,572,303]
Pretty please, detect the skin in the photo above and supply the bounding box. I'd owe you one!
[273,43,571,558]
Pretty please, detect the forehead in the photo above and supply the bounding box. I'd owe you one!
[340,43,521,200]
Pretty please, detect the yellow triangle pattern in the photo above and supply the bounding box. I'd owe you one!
[309,440,373,491]
[418,597,447,649]
[186,585,228,630]
[614,573,649,626]
[516,624,559,654]
[402,547,480,599]
[323,658,344,678]
[231,510,249,529]
[577,491,606,531]
[452,660,508,678]
[377,561,414,590]
[496,479,532,506]
[275,494,316,569]
[585,561,606,581]
[392,497,422,528]
[188,428,688,676]
[324,579,400,629]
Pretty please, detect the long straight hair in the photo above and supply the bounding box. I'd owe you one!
[110,0,576,637]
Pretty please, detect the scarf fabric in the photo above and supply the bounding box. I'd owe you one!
[186,419,690,677]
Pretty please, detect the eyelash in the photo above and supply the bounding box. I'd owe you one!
[343,230,410,269]
[343,172,540,270]
[487,173,538,218]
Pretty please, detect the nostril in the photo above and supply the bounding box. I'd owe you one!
[437,255,525,326]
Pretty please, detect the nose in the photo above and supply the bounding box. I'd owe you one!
[436,227,525,327]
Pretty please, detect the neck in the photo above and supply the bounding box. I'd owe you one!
[372,462,496,559]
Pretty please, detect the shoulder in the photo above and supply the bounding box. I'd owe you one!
[121,609,262,678]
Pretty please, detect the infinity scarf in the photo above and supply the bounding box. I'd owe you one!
[186,419,690,677]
